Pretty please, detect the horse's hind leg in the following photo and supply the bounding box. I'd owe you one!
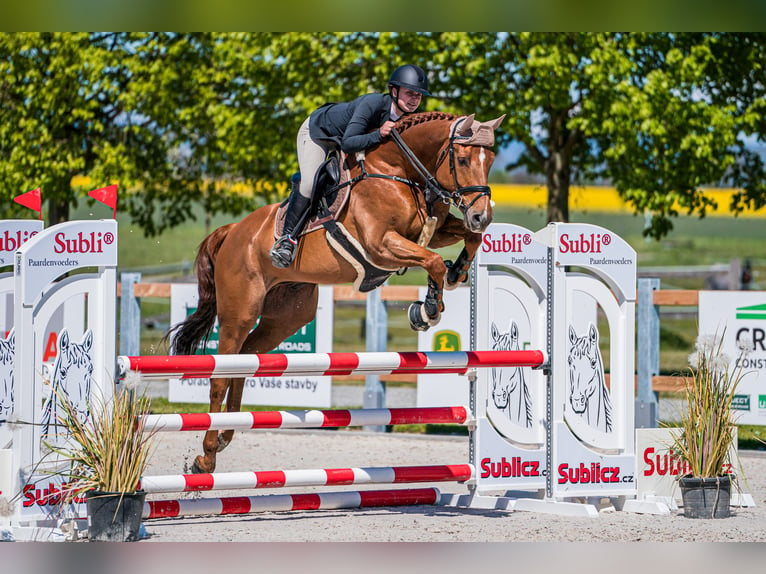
[193,304,264,474]
[196,283,319,472]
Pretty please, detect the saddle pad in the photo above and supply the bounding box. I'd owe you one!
[274,152,354,240]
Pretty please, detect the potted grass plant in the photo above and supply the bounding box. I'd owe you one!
[672,330,752,519]
[43,378,156,541]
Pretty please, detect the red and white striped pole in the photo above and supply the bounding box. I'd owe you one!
[143,487,441,519]
[139,464,473,493]
[141,406,468,432]
[119,350,546,381]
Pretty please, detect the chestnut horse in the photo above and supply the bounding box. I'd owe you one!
[170,111,505,473]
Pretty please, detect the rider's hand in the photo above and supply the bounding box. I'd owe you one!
[379,120,396,138]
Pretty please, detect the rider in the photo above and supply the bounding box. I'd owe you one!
[269,64,431,268]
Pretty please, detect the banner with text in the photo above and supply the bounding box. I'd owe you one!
[168,284,334,407]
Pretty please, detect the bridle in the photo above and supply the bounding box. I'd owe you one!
[389,116,492,214]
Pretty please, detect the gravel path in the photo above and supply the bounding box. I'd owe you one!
[138,428,766,543]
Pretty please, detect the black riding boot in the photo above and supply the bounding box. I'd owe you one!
[270,192,312,268]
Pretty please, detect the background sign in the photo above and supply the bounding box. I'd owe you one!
[699,291,766,426]
[168,284,334,407]
[416,286,470,408]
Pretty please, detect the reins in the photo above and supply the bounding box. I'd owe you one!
[320,116,491,218]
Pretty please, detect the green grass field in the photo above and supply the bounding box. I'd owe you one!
[89,199,766,443]
[99,200,766,375]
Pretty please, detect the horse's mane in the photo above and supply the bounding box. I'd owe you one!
[394,112,457,134]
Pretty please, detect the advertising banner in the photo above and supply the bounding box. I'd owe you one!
[168,284,334,407]
[416,286,471,408]
[699,291,766,426]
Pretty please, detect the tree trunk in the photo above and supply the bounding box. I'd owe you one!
[47,197,70,227]
[546,150,570,223]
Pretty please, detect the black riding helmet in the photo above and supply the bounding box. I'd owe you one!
[388,64,431,96]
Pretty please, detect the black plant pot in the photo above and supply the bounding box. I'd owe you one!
[679,475,731,519]
[86,490,146,541]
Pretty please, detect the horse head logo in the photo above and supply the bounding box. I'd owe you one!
[0,329,14,419]
[567,323,612,433]
[490,320,532,428]
[40,329,95,444]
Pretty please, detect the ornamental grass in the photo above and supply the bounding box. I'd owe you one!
[673,330,752,479]
[42,377,156,503]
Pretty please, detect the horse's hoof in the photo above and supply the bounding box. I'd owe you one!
[444,260,467,291]
[216,434,231,453]
[191,455,214,474]
[408,302,430,331]
[408,302,440,331]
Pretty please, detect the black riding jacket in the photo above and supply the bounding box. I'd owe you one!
[309,93,394,154]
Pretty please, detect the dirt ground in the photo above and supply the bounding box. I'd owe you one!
[135,428,766,543]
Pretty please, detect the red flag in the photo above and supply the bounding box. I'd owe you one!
[88,185,118,218]
[14,188,42,220]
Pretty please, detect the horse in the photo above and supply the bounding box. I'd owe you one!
[170,111,505,473]
[566,323,613,433]
[490,320,533,428]
[40,329,95,446]
[0,329,14,421]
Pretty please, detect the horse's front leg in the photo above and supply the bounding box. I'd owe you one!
[372,232,448,331]
[429,218,483,290]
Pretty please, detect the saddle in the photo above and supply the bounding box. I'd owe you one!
[273,151,351,239]
[272,150,398,293]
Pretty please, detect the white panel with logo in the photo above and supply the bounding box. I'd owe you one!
[538,222,637,499]
[699,291,766,427]
[168,284,334,407]
[12,220,117,525]
[416,286,470,409]
[472,223,548,492]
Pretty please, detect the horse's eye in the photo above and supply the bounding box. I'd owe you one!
[568,356,572,365]
[457,157,470,167]
[590,358,597,368]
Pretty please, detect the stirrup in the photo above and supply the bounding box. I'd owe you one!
[269,236,298,268]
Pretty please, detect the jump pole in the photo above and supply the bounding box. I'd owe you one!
[143,487,441,519]
[118,349,547,381]
[141,406,468,432]
[139,464,473,493]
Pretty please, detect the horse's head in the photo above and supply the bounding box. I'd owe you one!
[0,329,14,415]
[52,329,95,420]
[490,320,521,407]
[436,114,506,233]
[567,323,603,414]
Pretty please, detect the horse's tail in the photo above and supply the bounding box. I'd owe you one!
[167,224,235,355]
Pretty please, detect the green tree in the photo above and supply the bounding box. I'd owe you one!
[448,32,766,238]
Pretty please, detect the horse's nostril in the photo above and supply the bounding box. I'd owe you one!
[471,213,485,229]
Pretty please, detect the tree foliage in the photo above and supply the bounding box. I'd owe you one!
[0,32,763,239]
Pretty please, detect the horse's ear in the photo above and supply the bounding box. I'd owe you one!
[588,323,599,344]
[81,330,93,352]
[568,325,577,345]
[510,320,518,338]
[59,329,70,349]
[489,114,506,130]
[457,115,475,137]
[491,321,499,340]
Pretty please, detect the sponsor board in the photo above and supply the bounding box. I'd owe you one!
[416,286,470,408]
[168,284,334,407]
[699,291,766,426]
[635,427,745,504]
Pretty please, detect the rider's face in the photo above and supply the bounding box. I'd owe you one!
[395,87,422,113]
